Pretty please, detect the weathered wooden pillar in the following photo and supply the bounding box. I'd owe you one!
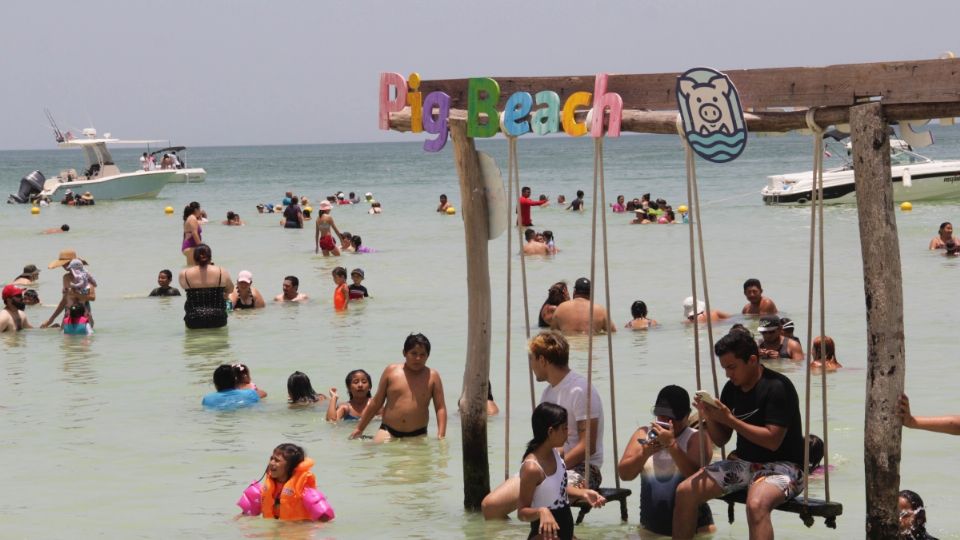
[851,102,904,539]
[449,119,492,510]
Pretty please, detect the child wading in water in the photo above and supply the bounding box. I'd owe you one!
[518,402,605,539]
[234,363,267,398]
[327,369,379,421]
[350,333,447,442]
[62,303,92,336]
[236,443,335,521]
[332,267,349,312]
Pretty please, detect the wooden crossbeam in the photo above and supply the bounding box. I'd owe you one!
[414,58,960,111]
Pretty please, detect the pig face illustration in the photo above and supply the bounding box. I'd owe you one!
[678,76,736,136]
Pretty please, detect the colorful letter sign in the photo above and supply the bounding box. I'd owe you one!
[676,67,747,163]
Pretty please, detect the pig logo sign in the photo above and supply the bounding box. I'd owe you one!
[676,67,747,163]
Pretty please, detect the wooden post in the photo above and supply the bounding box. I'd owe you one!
[850,102,904,539]
[449,118,492,510]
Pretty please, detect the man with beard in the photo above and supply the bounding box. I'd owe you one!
[0,285,31,332]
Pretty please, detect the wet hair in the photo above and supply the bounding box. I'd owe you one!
[899,489,929,538]
[529,331,569,367]
[743,278,762,291]
[524,229,536,241]
[226,211,236,220]
[182,205,195,221]
[523,402,568,459]
[212,364,238,392]
[440,194,447,200]
[727,323,753,338]
[542,230,554,243]
[403,333,431,355]
[61,224,70,231]
[546,282,568,306]
[332,267,348,279]
[665,210,675,222]
[576,190,584,198]
[287,371,319,403]
[807,434,824,469]
[939,221,952,233]
[617,195,624,203]
[813,336,836,360]
[340,231,352,242]
[345,369,373,399]
[193,244,212,266]
[290,196,299,205]
[272,443,305,479]
[284,275,299,288]
[67,303,85,320]
[630,300,648,319]
[233,363,251,384]
[648,201,660,211]
[352,235,363,248]
[714,331,759,363]
[159,269,173,281]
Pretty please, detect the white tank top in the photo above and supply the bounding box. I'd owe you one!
[644,426,697,479]
[525,448,569,509]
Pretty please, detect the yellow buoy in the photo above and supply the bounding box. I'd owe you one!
[900,201,913,212]
[31,206,40,215]
[678,204,689,213]
[446,206,456,215]
[164,206,174,215]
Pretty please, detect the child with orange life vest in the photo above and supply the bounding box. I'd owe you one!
[332,267,348,311]
[237,443,335,521]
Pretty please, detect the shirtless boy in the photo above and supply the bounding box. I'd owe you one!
[350,333,447,443]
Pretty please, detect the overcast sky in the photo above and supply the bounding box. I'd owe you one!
[1,0,956,150]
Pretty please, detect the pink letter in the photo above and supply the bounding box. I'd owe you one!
[590,73,623,138]
[379,72,408,130]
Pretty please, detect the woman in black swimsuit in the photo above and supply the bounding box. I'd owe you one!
[179,244,234,329]
[229,270,265,309]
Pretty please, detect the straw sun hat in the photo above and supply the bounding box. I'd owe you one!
[48,249,88,269]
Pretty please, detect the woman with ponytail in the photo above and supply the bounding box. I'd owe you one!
[517,402,605,539]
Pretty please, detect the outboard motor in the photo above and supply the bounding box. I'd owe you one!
[8,170,45,204]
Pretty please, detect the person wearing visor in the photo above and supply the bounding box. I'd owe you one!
[618,385,715,536]
[756,315,804,361]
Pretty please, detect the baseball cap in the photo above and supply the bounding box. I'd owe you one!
[779,317,795,331]
[237,271,253,283]
[574,277,591,294]
[351,268,364,278]
[652,385,691,419]
[2,284,25,300]
[757,315,781,333]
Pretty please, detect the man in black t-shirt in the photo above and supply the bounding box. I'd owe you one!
[672,331,804,540]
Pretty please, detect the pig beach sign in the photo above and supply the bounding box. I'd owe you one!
[379,69,747,163]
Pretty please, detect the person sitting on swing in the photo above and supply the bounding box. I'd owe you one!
[618,385,715,536]
[672,331,805,540]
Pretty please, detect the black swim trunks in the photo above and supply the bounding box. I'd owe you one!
[379,423,428,438]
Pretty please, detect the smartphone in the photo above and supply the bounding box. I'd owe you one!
[695,390,719,408]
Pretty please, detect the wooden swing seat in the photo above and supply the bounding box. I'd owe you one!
[721,491,843,528]
[572,487,632,524]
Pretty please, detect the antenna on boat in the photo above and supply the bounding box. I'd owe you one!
[44,108,64,143]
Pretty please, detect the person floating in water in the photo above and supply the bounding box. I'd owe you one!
[236,443,335,521]
[349,333,447,442]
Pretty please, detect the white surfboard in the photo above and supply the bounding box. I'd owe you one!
[479,151,507,240]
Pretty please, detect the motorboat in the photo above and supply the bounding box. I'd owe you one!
[148,145,206,183]
[761,139,960,205]
[8,128,176,203]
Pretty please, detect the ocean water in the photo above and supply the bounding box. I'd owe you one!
[2,127,959,539]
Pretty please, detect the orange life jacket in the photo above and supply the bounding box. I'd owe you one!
[261,457,317,520]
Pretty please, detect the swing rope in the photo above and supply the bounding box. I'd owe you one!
[677,117,725,466]
[801,110,832,506]
[583,137,623,492]
[504,137,538,480]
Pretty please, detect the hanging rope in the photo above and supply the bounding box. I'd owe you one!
[584,137,601,490]
[504,137,516,481]
[509,137,537,412]
[801,109,832,506]
[676,117,724,466]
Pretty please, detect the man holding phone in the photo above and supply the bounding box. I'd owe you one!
[672,331,804,540]
[618,385,715,536]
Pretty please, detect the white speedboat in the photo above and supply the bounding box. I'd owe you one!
[148,145,206,183]
[8,128,176,203]
[761,140,960,205]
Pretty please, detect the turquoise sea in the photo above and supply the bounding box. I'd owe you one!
[2,127,960,538]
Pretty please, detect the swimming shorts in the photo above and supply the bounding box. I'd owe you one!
[703,458,803,500]
[379,423,428,438]
[319,234,336,251]
[528,505,574,540]
[567,463,602,490]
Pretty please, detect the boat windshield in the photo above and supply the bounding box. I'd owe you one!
[890,148,930,166]
[81,143,115,167]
